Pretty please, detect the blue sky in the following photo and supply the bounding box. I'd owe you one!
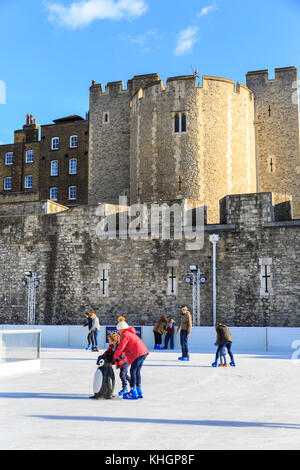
[0,0,299,144]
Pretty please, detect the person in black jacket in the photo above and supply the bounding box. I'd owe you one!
[82,312,94,350]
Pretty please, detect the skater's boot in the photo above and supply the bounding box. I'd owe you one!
[154,344,157,350]
[119,386,129,397]
[230,360,236,367]
[212,361,218,367]
[92,346,99,352]
[223,363,229,367]
[218,364,224,367]
[123,387,138,400]
[182,357,190,362]
[136,386,143,399]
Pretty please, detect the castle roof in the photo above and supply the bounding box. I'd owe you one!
[52,115,85,124]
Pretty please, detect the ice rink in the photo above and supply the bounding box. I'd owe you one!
[0,347,300,450]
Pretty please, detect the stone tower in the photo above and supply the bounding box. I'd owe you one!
[88,74,161,205]
[130,74,256,222]
[246,67,300,218]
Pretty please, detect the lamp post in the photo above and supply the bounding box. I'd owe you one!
[185,265,206,326]
[22,272,39,325]
[209,234,219,326]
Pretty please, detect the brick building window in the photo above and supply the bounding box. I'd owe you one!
[25,150,34,163]
[51,137,59,150]
[68,186,77,200]
[70,135,78,148]
[50,187,58,201]
[4,177,12,190]
[50,160,58,176]
[24,175,33,189]
[69,159,77,175]
[5,152,13,165]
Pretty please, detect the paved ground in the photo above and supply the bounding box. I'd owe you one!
[0,348,300,450]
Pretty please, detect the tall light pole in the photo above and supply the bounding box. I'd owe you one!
[209,234,219,326]
[22,272,39,325]
[185,265,206,326]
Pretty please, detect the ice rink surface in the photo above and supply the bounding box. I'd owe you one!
[0,347,300,450]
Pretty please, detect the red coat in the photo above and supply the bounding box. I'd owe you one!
[113,327,149,365]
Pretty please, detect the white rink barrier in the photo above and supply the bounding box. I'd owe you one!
[1,325,300,353]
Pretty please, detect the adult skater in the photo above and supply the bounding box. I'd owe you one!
[113,317,149,400]
[164,316,175,350]
[153,315,167,349]
[90,311,100,352]
[212,322,236,367]
[82,312,94,350]
[176,305,192,361]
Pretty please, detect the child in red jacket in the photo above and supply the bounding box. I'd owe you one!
[113,317,149,400]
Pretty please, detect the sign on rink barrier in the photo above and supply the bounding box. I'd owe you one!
[105,326,142,343]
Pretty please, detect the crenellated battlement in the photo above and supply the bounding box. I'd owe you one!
[129,73,254,106]
[246,66,298,86]
[91,73,254,103]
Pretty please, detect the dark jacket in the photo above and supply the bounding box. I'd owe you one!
[101,344,128,369]
[216,325,232,345]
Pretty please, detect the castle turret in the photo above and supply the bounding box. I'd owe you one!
[130,74,256,222]
[246,67,300,218]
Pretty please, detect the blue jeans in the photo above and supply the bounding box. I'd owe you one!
[164,333,174,349]
[215,342,234,362]
[93,329,98,347]
[130,354,147,387]
[180,330,189,358]
[119,365,130,389]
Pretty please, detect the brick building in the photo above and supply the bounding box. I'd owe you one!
[0,114,89,207]
[0,115,40,204]
[40,115,89,206]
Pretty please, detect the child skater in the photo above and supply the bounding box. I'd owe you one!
[102,331,131,396]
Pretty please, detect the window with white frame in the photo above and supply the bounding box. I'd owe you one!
[25,150,34,163]
[4,177,12,190]
[70,135,78,148]
[24,175,33,189]
[5,152,13,165]
[69,158,77,175]
[68,186,77,200]
[50,160,58,176]
[50,187,58,201]
[51,137,59,150]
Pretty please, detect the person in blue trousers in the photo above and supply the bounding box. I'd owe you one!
[176,306,192,361]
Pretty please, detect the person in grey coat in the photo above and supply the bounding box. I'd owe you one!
[90,311,100,352]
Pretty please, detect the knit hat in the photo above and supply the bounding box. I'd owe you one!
[117,316,129,330]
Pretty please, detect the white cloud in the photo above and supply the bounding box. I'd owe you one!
[46,0,148,29]
[118,28,161,53]
[197,5,217,17]
[174,26,199,56]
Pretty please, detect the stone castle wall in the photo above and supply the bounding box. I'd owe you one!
[246,67,300,219]
[0,193,299,327]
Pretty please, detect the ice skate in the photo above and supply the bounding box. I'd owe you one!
[123,387,139,400]
[118,387,129,397]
